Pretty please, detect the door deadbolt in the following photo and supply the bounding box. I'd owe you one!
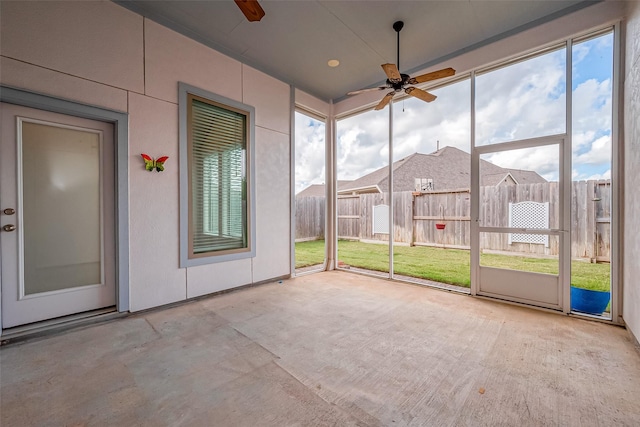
[2,224,16,232]
[3,208,15,215]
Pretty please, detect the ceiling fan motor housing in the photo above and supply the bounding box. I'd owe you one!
[389,73,411,91]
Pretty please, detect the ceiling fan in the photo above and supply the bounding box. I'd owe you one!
[234,0,265,22]
[347,21,455,110]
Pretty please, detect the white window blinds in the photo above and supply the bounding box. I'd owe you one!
[189,95,248,255]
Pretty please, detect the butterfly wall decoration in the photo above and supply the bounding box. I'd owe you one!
[141,153,169,172]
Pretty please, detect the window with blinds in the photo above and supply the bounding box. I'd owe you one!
[187,93,250,257]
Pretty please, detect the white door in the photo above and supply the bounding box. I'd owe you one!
[1,103,116,328]
[472,136,570,310]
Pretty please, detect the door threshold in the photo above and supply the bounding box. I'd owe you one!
[1,307,126,345]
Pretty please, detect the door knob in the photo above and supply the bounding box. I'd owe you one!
[2,224,16,232]
[3,208,15,215]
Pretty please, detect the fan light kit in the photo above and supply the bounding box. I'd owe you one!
[347,21,456,110]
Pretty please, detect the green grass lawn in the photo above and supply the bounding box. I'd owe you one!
[295,239,610,292]
[294,239,327,269]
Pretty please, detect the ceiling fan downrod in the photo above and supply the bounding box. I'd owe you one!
[393,20,404,71]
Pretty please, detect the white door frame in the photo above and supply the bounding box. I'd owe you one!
[290,102,331,276]
[469,29,620,320]
[470,134,570,311]
[0,86,130,334]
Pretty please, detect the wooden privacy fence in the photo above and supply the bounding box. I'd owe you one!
[296,180,611,261]
[295,196,325,241]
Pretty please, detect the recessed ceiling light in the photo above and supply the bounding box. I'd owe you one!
[328,59,340,67]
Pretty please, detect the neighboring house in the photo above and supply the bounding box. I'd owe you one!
[296,180,353,197]
[337,146,546,195]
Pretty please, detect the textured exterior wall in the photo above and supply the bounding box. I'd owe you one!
[624,1,640,341]
[0,1,291,312]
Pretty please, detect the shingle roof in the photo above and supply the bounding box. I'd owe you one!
[505,169,548,185]
[296,180,353,197]
[482,172,516,186]
[339,146,546,193]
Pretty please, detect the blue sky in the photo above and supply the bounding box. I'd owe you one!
[295,31,613,193]
[573,34,613,90]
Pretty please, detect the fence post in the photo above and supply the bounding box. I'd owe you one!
[588,180,596,261]
[411,192,416,246]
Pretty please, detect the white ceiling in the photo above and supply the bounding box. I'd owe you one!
[116,0,596,102]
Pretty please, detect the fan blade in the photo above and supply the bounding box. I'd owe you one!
[374,92,395,110]
[408,67,455,85]
[234,0,265,22]
[347,86,389,96]
[381,63,402,82]
[405,87,437,103]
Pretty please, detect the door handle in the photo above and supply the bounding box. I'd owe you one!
[2,224,16,232]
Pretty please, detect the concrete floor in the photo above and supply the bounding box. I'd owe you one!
[2,271,640,426]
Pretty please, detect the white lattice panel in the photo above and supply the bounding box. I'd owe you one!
[373,204,389,234]
[509,201,549,247]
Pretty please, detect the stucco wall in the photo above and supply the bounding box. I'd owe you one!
[624,1,640,342]
[0,1,291,312]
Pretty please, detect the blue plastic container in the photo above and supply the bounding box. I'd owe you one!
[570,286,610,315]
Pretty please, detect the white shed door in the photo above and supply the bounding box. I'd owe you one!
[0,104,116,329]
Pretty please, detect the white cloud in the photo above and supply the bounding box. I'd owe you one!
[392,80,471,157]
[572,34,613,81]
[572,78,612,152]
[585,170,611,180]
[313,34,613,186]
[573,130,597,151]
[340,80,473,181]
[572,42,591,67]
[483,145,559,181]
[574,135,611,165]
[295,113,326,194]
[337,109,389,180]
[570,78,612,181]
[573,168,611,181]
[475,49,566,145]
